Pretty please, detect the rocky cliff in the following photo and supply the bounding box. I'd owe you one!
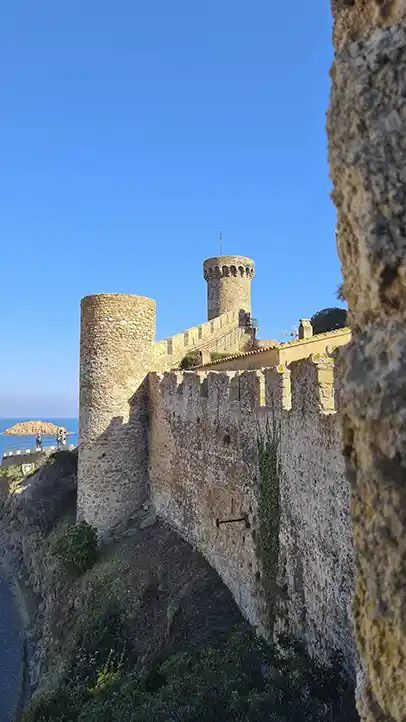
[3,422,67,437]
[0,450,358,722]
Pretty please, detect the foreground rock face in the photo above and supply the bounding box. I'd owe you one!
[328,1,406,720]
[0,449,246,699]
[0,575,24,722]
[3,421,67,437]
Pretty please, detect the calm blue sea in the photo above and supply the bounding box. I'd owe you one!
[0,418,78,457]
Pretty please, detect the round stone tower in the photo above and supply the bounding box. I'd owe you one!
[203,255,255,321]
[78,293,156,534]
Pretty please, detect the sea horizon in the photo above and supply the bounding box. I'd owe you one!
[0,417,79,456]
[0,416,78,420]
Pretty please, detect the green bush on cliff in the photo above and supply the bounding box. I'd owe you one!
[23,631,358,722]
[52,521,98,577]
[0,464,26,486]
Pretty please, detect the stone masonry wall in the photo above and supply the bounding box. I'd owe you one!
[78,294,156,532]
[148,369,262,629]
[148,358,355,671]
[77,296,253,533]
[328,2,406,719]
[276,359,354,671]
[203,256,255,321]
[153,309,249,371]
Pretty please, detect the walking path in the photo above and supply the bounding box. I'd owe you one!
[0,574,24,721]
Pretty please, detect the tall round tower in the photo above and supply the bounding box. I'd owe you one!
[203,255,255,321]
[77,293,156,534]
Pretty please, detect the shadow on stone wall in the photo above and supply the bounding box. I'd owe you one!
[77,381,151,533]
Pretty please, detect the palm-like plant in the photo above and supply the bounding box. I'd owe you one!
[336,283,345,303]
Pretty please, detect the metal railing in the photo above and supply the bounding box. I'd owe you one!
[2,442,76,458]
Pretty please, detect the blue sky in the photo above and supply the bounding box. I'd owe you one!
[0,0,341,417]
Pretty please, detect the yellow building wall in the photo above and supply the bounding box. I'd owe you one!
[199,328,351,371]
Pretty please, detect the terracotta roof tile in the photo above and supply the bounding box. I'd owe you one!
[196,327,351,368]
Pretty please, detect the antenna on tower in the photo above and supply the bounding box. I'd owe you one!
[219,229,223,256]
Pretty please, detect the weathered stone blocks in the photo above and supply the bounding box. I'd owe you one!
[149,359,354,670]
[328,1,406,719]
[78,293,156,533]
[203,255,255,321]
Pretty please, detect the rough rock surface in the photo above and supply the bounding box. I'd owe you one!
[328,1,406,720]
[0,574,24,722]
[0,450,78,696]
[3,421,67,437]
[0,449,247,703]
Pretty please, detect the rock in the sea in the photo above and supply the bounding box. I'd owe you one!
[3,421,67,437]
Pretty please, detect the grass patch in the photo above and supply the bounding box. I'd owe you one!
[51,522,98,577]
[23,630,358,722]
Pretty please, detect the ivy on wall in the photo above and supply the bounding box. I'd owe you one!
[256,416,281,634]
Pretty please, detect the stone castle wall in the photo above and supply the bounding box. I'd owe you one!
[148,357,355,671]
[153,308,250,372]
[76,278,355,680]
[77,293,255,533]
[149,369,261,629]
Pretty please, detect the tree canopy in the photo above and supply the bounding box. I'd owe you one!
[310,307,348,335]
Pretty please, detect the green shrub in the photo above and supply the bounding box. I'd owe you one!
[0,464,26,484]
[179,351,201,369]
[24,630,358,722]
[73,606,132,687]
[210,351,232,361]
[22,687,82,722]
[52,522,98,577]
[310,307,348,334]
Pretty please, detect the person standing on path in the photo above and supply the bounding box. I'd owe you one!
[35,433,43,452]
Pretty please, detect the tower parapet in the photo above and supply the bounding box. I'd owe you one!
[78,293,156,533]
[203,255,255,321]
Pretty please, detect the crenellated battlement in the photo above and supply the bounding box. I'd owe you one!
[203,256,255,281]
[153,308,245,369]
[203,255,255,321]
[150,355,337,416]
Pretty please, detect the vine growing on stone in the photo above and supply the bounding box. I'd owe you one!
[256,414,281,634]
